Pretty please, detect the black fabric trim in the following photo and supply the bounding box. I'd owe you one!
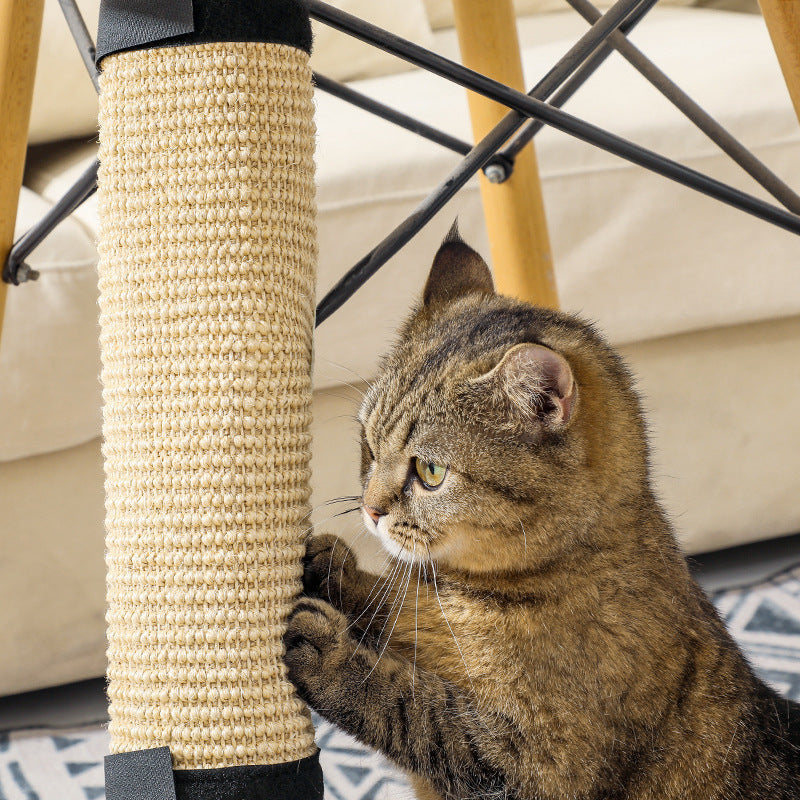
[105,747,178,800]
[173,752,324,800]
[106,748,323,800]
[96,0,313,65]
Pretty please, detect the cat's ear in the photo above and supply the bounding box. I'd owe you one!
[473,343,576,428]
[423,221,494,307]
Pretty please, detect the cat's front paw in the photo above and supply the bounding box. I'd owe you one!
[303,534,361,612]
[284,597,355,705]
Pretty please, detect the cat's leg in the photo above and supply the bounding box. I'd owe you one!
[284,597,510,800]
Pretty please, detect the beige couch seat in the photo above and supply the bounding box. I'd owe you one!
[2,2,800,695]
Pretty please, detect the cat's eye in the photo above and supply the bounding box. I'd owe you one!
[414,458,447,490]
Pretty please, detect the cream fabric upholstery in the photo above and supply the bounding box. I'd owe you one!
[0,188,100,461]
[310,0,435,82]
[0,438,106,696]
[27,0,435,144]
[27,0,100,145]
[621,317,800,556]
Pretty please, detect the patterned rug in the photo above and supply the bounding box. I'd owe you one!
[3,565,800,800]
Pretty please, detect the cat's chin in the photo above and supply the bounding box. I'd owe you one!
[424,529,531,576]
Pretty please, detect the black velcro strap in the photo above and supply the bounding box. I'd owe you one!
[105,748,324,800]
[105,747,177,800]
[96,0,313,65]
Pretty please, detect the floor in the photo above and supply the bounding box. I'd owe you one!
[2,530,800,733]
[0,678,107,733]
[688,529,800,592]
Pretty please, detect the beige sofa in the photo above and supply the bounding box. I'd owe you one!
[2,0,800,696]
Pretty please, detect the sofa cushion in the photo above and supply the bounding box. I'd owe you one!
[28,0,100,145]
[0,188,101,461]
[0,437,106,695]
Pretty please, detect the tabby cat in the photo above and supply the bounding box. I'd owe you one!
[284,228,800,800]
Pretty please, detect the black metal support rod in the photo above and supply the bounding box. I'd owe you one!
[57,0,100,92]
[524,0,659,109]
[314,0,654,324]
[315,0,642,326]
[314,72,472,156]
[317,0,650,185]
[315,130,510,326]
[308,0,800,235]
[559,0,800,214]
[498,48,623,165]
[310,0,648,112]
[3,159,99,285]
[498,0,654,162]
[313,0,800,326]
[2,0,99,284]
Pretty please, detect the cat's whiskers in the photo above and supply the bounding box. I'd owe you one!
[412,562,422,701]
[338,390,368,410]
[351,557,395,622]
[345,553,394,632]
[331,507,361,519]
[321,390,364,409]
[318,356,375,396]
[362,557,415,684]
[328,383,368,403]
[314,371,370,410]
[301,506,360,538]
[325,495,362,505]
[412,559,432,702]
[325,538,340,606]
[373,555,414,651]
[300,495,361,527]
[353,555,405,653]
[337,525,373,576]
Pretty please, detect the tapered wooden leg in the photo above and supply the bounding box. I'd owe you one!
[451,0,558,308]
[0,0,44,348]
[759,0,800,124]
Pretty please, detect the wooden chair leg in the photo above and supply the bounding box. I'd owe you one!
[0,0,44,348]
[451,0,558,308]
[759,0,800,124]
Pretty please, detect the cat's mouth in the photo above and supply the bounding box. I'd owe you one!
[362,508,420,564]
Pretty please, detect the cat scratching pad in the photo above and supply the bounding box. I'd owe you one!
[95,1,321,794]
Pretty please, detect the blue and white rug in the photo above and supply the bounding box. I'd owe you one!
[0,715,411,800]
[713,564,800,701]
[3,565,800,800]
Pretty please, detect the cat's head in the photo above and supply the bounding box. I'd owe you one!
[358,228,650,576]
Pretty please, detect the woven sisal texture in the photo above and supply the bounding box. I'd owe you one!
[97,42,318,769]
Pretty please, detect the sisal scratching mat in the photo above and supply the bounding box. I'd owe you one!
[95,1,322,796]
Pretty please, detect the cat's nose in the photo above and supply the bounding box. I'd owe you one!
[364,505,386,524]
